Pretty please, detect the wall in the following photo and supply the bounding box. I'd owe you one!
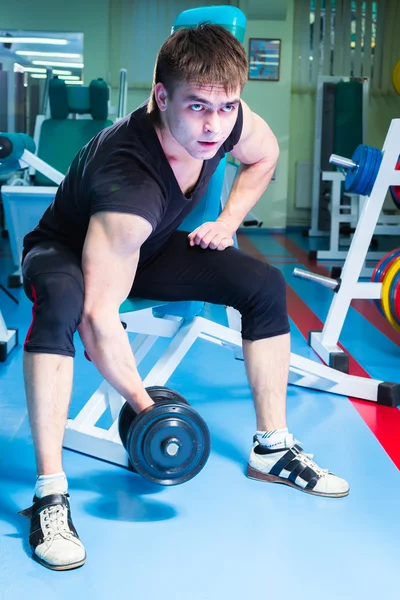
[240,2,294,229]
[286,93,316,227]
[0,0,110,84]
[7,0,398,230]
[111,88,152,115]
[367,96,400,149]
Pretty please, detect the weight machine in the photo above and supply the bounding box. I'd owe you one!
[0,132,63,361]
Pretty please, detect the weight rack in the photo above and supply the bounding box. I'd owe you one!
[303,119,400,370]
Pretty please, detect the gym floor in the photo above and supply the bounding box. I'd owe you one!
[0,229,399,600]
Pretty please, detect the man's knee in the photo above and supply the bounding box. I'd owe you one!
[234,258,284,308]
[236,260,290,340]
[24,273,84,356]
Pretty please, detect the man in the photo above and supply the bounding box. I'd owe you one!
[20,24,349,572]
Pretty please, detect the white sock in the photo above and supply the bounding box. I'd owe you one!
[35,472,68,499]
[256,428,293,450]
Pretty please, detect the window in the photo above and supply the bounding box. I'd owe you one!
[293,0,399,94]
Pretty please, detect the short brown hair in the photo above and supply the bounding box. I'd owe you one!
[148,23,248,125]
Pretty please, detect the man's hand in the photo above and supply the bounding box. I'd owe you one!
[188,220,235,251]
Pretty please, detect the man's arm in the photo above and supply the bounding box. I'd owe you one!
[217,99,279,232]
[78,211,154,412]
[188,100,279,250]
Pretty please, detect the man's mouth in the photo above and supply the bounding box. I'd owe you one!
[198,141,219,147]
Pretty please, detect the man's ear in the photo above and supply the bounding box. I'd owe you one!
[154,82,168,111]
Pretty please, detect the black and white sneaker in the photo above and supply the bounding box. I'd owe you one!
[19,493,86,570]
[247,438,349,498]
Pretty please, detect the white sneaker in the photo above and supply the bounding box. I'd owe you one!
[19,493,86,570]
[247,439,349,498]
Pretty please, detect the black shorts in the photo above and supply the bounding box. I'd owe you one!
[22,231,290,357]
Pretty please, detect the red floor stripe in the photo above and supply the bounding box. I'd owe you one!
[239,234,400,470]
[264,254,294,258]
[272,234,400,347]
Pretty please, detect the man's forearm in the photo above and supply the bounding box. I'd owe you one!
[79,311,153,412]
[217,158,276,232]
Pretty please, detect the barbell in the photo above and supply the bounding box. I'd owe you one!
[330,144,400,208]
[118,386,211,486]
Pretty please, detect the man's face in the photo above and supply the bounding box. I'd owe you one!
[157,81,241,160]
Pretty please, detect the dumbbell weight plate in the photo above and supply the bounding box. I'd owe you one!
[380,257,400,332]
[391,269,400,327]
[389,268,400,328]
[127,399,211,486]
[118,386,189,446]
[118,402,136,452]
[118,387,190,471]
[371,248,400,315]
[145,386,189,406]
[118,401,137,472]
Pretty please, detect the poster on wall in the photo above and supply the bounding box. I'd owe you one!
[248,39,281,81]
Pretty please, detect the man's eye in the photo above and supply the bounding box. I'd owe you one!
[221,105,235,112]
[190,104,203,112]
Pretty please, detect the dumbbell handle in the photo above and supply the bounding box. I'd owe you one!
[329,154,357,170]
[293,268,340,292]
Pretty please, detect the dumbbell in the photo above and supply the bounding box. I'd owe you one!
[118,386,211,486]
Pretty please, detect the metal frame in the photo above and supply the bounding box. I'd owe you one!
[0,310,18,362]
[315,173,400,276]
[1,150,63,285]
[116,69,128,121]
[309,118,400,363]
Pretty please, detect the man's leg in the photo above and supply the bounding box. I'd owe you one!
[133,231,349,498]
[243,332,350,497]
[24,353,73,476]
[242,334,290,432]
[22,242,87,570]
[235,268,349,497]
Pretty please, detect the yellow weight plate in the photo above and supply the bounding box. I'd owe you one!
[381,257,400,332]
[392,59,400,96]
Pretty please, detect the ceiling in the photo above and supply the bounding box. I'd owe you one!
[0,30,84,79]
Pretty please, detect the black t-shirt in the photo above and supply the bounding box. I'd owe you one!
[23,102,243,264]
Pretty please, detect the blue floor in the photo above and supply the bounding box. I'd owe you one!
[0,230,399,600]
